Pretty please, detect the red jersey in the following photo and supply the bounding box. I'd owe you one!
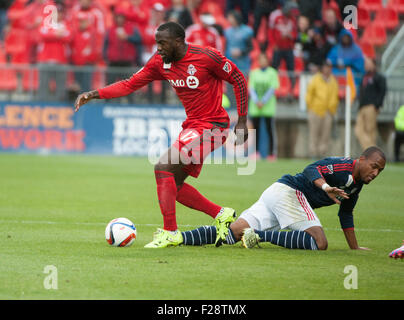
[270,14,297,50]
[37,21,72,64]
[98,44,248,125]
[186,24,222,52]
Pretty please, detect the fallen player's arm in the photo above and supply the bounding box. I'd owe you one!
[338,196,370,250]
[313,178,349,204]
[342,228,370,250]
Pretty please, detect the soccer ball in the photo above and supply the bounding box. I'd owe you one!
[105,218,137,247]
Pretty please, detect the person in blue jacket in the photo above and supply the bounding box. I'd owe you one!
[327,28,365,89]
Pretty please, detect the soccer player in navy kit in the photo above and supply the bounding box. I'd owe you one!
[180,146,386,250]
[74,22,249,248]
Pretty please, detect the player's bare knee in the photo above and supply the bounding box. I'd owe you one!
[304,226,328,250]
[230,218,251,242]
[229,224,243,242]
[314,236,328,250]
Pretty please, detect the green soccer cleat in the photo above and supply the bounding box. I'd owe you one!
[214,207,236,247]
[144,228,183,248]
[241,228,261,249]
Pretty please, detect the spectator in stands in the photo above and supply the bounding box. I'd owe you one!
[186,13,222,51]
[327,29,364,89]
[71,0,105,61]
[23,0,55,64]
[305,27,332,73]
[248,52,280,161]
[394,105,404,162]
[226,0,251,25]
[270,1,298,99]
[166,0,193,30]
[295,15,313,66]
[354,58,386,151]
[252,0,281,37]
[297,0,322,24]
[0,0,12,40]
[104,9,142,88]
[71,9,100,92]
[140,2,166,64]
[224,10,253,75]
[305,60,339,158]
[320,8,343,48]
[4,0,29,64]
[37,3,72,102]
[117,0,149,31]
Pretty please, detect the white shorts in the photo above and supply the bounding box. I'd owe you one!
[239,182,322,231]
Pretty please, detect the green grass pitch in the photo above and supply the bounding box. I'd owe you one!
[0,154,403,300]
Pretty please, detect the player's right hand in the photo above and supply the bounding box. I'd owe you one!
[74,91,98,112]
[324,186,349,205]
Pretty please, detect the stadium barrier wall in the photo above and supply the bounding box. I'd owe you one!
[0,101,398,160]
[0,101,186,155]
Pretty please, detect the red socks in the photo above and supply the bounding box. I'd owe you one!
[155,170,178,231]
[176,183,221,219]
[155,171,222,231]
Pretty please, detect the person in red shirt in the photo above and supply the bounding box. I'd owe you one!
[37,3,72,101]
[185,12,222,52]
[104,9,143,102]
[270,1,298,97]
[70,0,106,92]
[74,22,248,248]
[139,2,166,65]
[115,0,149,31]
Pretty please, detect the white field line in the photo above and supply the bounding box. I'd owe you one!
[0,219,402,233]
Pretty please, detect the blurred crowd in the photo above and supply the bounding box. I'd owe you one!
[0,0,378,94]
[1,0,397,159]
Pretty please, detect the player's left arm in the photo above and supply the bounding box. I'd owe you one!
[206,47,248,144]
[303,161,349,204]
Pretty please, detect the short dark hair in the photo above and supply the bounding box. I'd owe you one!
[157,22,185,40]
[361,146,386,161]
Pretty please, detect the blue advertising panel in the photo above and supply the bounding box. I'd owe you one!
[0,102,186,155]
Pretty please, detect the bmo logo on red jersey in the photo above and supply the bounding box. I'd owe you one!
[186,76,199,89]
[168,79,186,87]
[168,76,199,89]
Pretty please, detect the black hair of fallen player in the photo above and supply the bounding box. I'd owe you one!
[157,22,186,40]
[361,146,386,161]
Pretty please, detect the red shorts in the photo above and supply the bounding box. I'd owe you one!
[173,120,229,178]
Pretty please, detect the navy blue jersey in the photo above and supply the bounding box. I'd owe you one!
[277,157,363,229]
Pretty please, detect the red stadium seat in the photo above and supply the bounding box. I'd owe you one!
[359,41,376,59]
[375,7,399,30]
[0,66,18,91]
[361,23,387,47]
[357,6,371,29]
[22,69,39,91]
[294,57,305,73]
[256,17,268,44]
[275,73,291,98]
[359,0,383,11]
[388,0,404,14]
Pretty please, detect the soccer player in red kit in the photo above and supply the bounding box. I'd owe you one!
[74,22,249,248]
